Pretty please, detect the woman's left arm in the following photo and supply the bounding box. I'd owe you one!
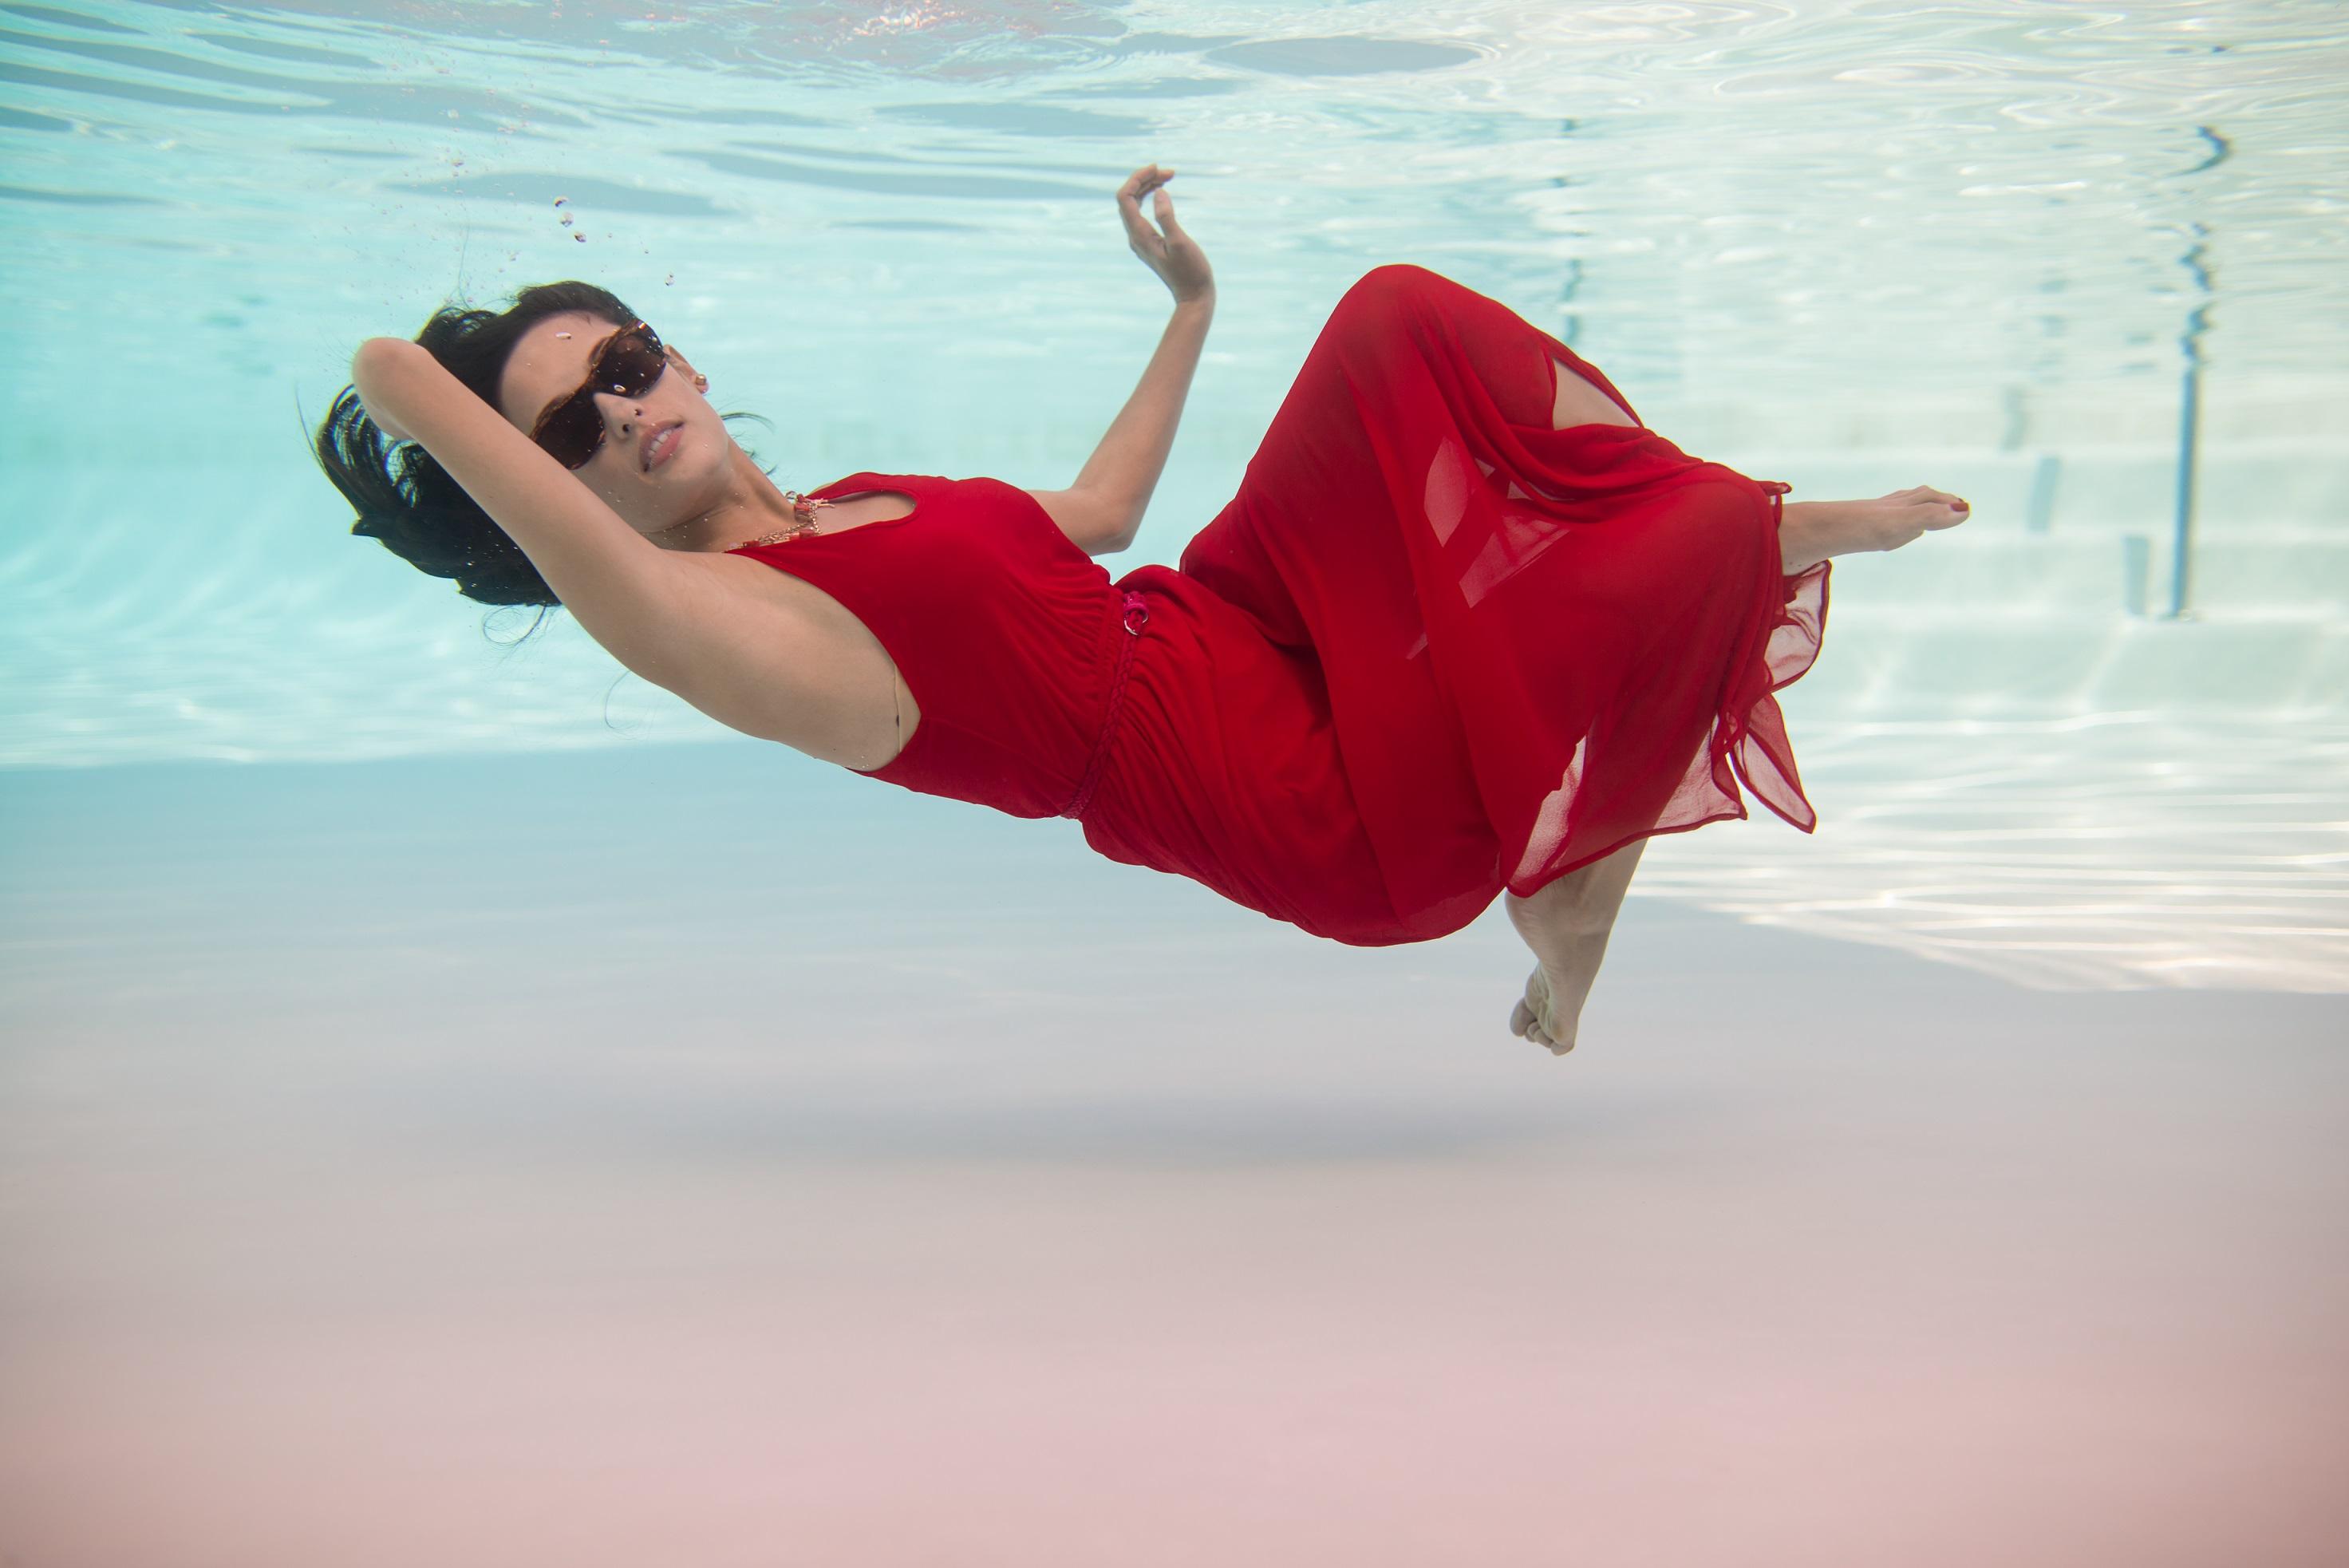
[1068,296,1213,546]
[1064,164,1216,542]
[349,338,717,698]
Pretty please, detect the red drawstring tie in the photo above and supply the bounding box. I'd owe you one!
[1060,590,1149,820]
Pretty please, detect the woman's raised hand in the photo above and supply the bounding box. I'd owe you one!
[1116,164,1214,306]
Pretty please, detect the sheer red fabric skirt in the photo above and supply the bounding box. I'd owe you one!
[1173,264,1829,933]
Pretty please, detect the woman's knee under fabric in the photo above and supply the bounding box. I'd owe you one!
[1550,357,1637,431]
[1340,265,1606,432]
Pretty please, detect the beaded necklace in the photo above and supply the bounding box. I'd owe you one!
[731,491,833,549]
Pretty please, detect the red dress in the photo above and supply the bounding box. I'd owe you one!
[728,264,1830,947]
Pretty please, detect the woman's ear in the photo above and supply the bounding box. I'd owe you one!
[669,346,708,391]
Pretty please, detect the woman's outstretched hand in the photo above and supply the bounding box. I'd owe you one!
[1116,164,1214,306]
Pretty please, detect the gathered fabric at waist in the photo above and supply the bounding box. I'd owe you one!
[1068,568,1454,946]
[1058,589,1151,821]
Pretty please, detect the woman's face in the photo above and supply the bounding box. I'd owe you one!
[496,310,730,539]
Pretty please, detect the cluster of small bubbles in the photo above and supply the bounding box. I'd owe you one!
[665,273,675,286]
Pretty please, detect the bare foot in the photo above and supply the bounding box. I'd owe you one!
[1507,944,1602,1057]
[1502,844,1643,1057]
[1780,488,1970,574]
[1863,485,1972,552]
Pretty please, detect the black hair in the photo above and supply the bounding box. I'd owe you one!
[311,281,769,646]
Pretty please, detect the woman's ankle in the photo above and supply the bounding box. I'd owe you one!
[1779,500,1869,575]
[1505,894,1612,976]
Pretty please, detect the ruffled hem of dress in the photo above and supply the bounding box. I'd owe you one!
[1495,479,1830,902]
[1720,480,1830,835]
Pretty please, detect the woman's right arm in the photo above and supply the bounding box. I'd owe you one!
[348,338,732,703]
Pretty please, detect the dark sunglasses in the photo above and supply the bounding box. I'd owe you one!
[530,319,669,469]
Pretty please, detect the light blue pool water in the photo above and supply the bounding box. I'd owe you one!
[5,0,2345,988]
[2,8,2346,1559]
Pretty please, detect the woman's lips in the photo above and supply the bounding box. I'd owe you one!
[643,422,682,470]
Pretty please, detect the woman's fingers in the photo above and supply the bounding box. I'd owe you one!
[1117,163,1175,241]
[1119,165,1172,209]
[1116,163,1212,303]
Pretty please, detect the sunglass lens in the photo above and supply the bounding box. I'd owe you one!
[590,325,659,397]
[536,324,666,469]
[541,401,603,469]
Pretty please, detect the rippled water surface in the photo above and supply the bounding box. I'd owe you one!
[7,0,2347,389]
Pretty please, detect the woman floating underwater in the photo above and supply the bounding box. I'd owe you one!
[314,164,1969,1056]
